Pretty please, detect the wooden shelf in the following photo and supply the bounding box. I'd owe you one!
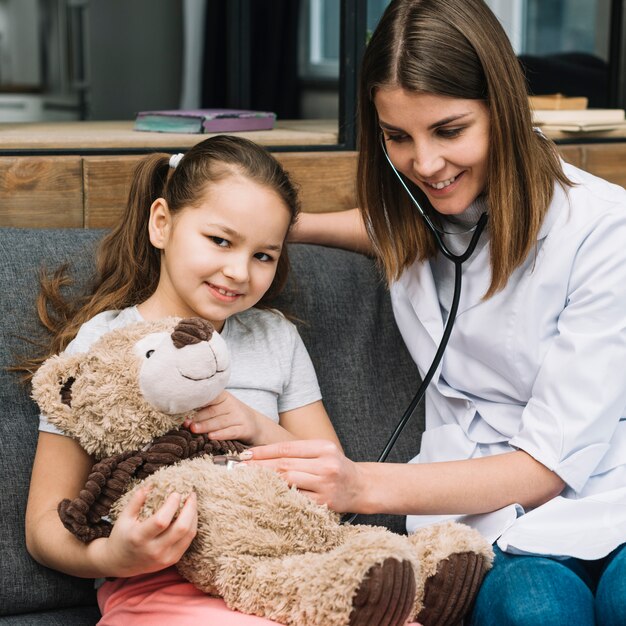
[0,120,356,228]
[0,120,339,152]
[1,120,625,229]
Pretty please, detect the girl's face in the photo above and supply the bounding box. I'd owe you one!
[374,88,490,216]
[144,175,291,331]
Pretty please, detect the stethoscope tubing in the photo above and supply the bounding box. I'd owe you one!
[342,140,488,525]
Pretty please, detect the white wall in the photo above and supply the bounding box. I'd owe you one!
[485,0,525,53]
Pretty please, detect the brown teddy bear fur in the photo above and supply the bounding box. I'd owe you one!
[115,458,493,624]
[32,316,493,626]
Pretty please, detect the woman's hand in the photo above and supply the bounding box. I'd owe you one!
[95,487,198,578]
[187,391,261,443]
[245,439,365,512]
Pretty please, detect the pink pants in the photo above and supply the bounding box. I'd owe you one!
[97,566,421,626]
[97,567,278,626]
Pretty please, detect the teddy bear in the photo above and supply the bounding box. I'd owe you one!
[31,316,493,626]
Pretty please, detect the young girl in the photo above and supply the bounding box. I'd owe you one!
[246,1,626,624]
[24,135,341,625]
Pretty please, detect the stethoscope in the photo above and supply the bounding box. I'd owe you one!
[342,136,488,525]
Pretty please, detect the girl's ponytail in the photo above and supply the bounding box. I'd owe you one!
[17,154,171,379]
[95,154,169,308]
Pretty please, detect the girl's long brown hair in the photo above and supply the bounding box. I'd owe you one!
[358,0,571,295]
[19,135,300,380]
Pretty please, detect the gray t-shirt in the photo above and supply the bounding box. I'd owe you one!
[39,306,322,435]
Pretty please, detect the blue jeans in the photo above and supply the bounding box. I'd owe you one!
[468,543,626,625]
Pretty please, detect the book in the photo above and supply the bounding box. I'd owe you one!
[528,94,588,110]
[134,109,277,134]
[532,108,625,126]
[539,122,626,133]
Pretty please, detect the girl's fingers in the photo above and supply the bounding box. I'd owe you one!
[144,492,182,536]
[174,491,198,529]
[206,426,243,441]
[120,484,151,518]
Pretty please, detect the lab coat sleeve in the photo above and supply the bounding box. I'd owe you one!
[509,207,626,492]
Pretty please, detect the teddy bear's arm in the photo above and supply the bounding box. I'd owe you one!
[58,451,144,542]
[58,428,247,543]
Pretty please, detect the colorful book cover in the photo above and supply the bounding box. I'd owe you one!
[134,109,277,134]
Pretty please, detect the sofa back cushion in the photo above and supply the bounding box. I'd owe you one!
[0,229,423,617]
[0,229,104,616]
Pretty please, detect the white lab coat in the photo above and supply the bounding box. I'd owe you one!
[392,162,626,559]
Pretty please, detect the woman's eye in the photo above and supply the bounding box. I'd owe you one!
[254,252,274,262]
[437,127,463,139]
[209,236,229,247]
[384,133,408,143]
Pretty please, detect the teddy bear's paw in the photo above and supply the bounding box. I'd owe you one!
[416,551,488,626]
[349,557,416,626]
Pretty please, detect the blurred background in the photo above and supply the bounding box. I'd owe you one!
[0,0,623,123]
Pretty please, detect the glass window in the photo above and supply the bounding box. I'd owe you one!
[517,0,613,107]
[366,0,618,109]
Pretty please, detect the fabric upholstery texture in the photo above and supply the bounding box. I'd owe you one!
[0,228,423,623]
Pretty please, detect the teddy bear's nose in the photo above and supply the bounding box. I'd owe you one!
[172,318,215,349]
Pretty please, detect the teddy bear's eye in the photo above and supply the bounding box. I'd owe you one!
[145,350,155,358]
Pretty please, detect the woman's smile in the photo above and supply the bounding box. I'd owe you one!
[421,171,465,195]
[375,88,490,216]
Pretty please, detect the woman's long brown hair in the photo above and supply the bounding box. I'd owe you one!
[357,0,571,295]
[18,135,300,380]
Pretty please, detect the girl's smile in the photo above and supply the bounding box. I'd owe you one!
[375,88,490,216]
[141,174,292,330]
[206,281,243,302]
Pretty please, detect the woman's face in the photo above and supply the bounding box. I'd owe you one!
[374,87,490,216]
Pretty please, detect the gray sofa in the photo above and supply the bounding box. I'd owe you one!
[0,227,423,624]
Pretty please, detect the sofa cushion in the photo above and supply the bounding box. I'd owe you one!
[0,229,423,619]
[275,244,424,532]
[0,229,104,618]
[0,606,102,626]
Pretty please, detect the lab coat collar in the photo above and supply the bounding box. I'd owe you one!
[458,180,566,315]
[396,179,567,342]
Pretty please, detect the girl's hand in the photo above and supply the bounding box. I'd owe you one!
[245,439,364,512]
[97,486,198,578]
[187,391,261,443]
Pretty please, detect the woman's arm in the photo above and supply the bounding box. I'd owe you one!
[25,432,198,578]
[290,209,374,255]
[245,440,565,515]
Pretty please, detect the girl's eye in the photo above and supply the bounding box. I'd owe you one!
[209,236,229,247]
[254,252,274,262]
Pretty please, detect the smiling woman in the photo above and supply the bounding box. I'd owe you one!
[277,1,626,624]
[356,0,571,294]
[375,89,490,217]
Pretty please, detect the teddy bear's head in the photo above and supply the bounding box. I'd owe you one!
[32,317,230,459]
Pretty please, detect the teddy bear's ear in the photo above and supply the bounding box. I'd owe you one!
[31,352,85,435]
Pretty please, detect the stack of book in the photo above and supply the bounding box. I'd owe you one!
[134,109,277,134]
[529,95,626,133]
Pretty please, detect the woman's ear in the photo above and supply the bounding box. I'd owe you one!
[148,198,171,249]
